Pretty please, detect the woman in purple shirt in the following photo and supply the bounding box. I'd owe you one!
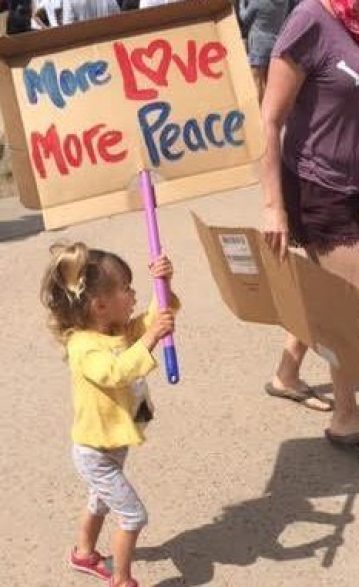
[261,0,359,444]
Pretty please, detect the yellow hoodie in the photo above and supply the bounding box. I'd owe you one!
[67,296,179,449]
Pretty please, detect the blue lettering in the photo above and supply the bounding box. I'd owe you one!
[160,124,183,161]
[204,113,225,147]
[138,101,245,167]
[223,110,244,146]
[183,119,208,152]
[88,61,111,86]
[40,62,66,108]
[23,60,111,109]
[138,102,171,167]
[24,61,65,108]
[59,70,77,97]
[23,68,45,105]
[73,63,92,92]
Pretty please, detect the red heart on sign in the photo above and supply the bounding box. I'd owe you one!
[131,40,172,87]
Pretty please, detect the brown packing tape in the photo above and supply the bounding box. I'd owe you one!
[0,0,264,228]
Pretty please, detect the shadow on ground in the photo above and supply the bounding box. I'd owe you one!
[0,215,44,242]
[137,436,359,586]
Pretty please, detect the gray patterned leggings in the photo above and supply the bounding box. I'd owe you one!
[72,444,148,532]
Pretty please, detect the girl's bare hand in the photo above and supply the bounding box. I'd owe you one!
[149,255,173,280]
[141,309,175,351]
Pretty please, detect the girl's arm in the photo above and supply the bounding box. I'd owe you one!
[128,254,180,340]
[80,309,174,389]
[261,56,306,261]
[128,292,180,341]
[81,339,157,390]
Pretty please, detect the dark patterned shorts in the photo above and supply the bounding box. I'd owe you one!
[282,163,359,254]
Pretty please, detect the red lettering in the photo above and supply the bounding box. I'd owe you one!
[83,124,105,164]
[31,125,69,178]
[199,42,227,79]
[98,131,127,163]
[113,39,228,102]
[30,123,128,179]
[63,134,83,167]
[113,42,157,101]
[131,40,172,87]
[172,41,198,83]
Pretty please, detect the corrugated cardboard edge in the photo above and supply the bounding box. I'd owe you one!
[192,212,243,316]
[192,213,281,325]
[0,0,232,58]
[0,59,40,208]
[43,186,141,229]
[257,241,313,346]
[44,162,260,229]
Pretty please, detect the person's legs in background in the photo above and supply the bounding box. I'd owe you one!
[269,243,359,432]
[251,66,268,103]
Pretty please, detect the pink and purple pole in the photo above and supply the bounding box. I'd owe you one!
[139,170,179,384]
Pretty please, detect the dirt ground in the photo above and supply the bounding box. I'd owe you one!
[1,185,359,587]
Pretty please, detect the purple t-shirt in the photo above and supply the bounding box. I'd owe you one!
[272,0,359,194]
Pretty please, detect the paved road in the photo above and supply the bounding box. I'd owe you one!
[1,187,358,587]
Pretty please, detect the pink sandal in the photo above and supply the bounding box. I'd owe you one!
[69,547,112,580]
[108,578,139,587]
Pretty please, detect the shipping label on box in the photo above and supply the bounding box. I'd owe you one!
[194,213,359,382]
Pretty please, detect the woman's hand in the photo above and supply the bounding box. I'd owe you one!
[263,206,289,262]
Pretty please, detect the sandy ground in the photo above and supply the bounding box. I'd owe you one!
[1,185,359,587]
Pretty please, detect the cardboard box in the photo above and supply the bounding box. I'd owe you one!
[193,213,359,380]
[0,0,263,229]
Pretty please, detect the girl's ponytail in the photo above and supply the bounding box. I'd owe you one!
[41,241,132,344]
[40,242,91,343]
[51,242,89,302]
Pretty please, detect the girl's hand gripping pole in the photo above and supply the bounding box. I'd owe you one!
[139,170,179,384]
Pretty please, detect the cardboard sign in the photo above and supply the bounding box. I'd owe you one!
[0,0,263,228]
[194,214,359,381]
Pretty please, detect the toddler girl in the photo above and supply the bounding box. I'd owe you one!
[41,242,179,587]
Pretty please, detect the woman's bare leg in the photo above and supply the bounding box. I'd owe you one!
[271,333,333,410]
[316,244,359,434]
[329,365,358,435]
[270,247,331,410]
[273,333,308,390]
